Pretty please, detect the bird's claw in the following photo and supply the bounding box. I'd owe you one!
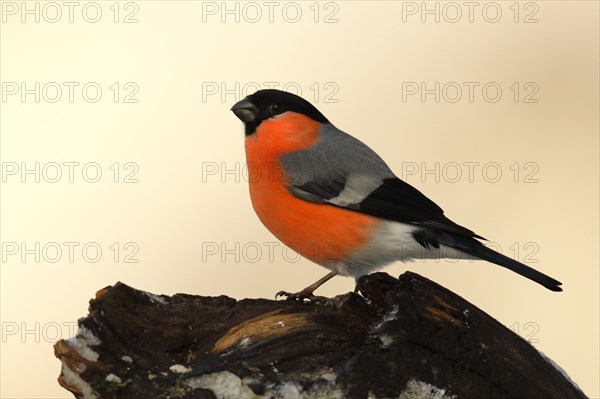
[275,290,333,307]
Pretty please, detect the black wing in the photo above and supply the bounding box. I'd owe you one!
[294,177,484,240]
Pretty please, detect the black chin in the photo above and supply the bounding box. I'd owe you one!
[244,121,260,136]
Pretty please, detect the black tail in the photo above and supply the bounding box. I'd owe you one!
[438,234,563,292]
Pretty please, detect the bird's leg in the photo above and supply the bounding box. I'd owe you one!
[276,271,338,306]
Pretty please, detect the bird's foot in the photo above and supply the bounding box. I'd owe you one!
[275,290,333,307]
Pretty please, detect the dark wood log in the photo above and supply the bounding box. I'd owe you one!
[54,272,587,399]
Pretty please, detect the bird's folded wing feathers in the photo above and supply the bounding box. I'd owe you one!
[293,177,483,239]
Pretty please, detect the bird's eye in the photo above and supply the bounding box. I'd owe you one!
[270,103,282,113]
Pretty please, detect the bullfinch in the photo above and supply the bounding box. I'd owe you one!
[231,89,562,301]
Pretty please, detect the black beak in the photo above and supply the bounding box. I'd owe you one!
[231,98,259,123]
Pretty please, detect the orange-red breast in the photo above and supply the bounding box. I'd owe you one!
[231,89,562,301]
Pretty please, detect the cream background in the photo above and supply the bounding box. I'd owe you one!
[1,1,598,397]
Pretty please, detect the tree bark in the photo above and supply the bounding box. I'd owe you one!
[54,272,587,399]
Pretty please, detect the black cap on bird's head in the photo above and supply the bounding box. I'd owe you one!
[231,89,329,136]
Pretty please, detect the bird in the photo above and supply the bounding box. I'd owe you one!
[230,89,562,301]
